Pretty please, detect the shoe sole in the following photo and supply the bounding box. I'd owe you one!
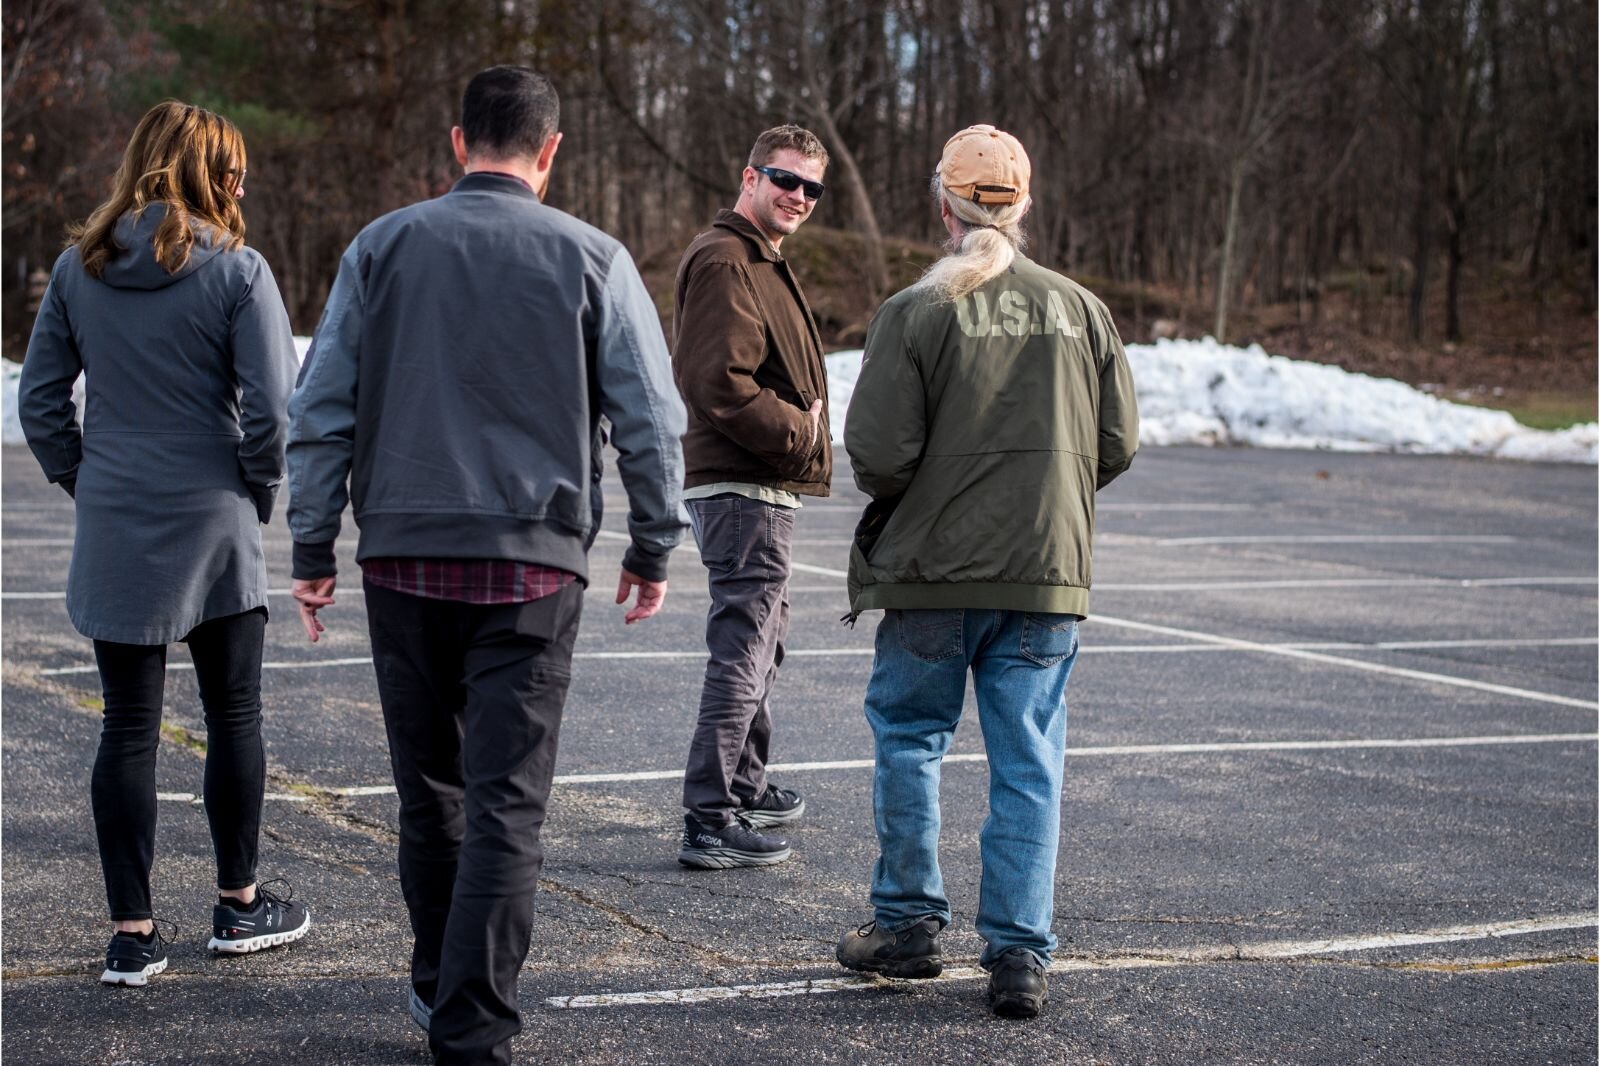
[100,957,167,986]
[677,845,793,869]
[208,914,312,954]
[739,800,806,828]
[989,989,1047,1019]
[837,952,943,980]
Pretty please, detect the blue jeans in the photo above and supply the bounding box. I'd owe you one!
[864,608,1080,966]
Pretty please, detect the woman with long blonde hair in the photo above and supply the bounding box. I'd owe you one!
[20,100,311,986]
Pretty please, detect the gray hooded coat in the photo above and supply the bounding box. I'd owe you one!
[20,208,299,644]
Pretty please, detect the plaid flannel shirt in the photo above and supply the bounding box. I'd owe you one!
[360,558,576,604]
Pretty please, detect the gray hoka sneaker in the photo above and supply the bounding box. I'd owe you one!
[739,783,805,828]
[836,917,943,979]
[677,813,792,869]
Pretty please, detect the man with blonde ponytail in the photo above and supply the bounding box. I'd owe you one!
[835,124,1138,1019]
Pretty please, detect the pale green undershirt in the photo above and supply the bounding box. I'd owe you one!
[682,482,802,509]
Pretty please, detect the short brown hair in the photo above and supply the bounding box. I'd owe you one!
[72,100,247,278]
[747,125,828,171]
[461,66,559,160]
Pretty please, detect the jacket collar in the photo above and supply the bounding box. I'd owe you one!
[451,171,540,200]
[712,208,783,263]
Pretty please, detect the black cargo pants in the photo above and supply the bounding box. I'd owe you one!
[365,579,582,1066]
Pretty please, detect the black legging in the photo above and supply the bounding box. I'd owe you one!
[91,608,267,921]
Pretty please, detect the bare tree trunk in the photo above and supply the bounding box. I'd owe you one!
[1214,157,1245,342]
[1444,180,1465,342]
[806,103,889,298]
[1407,103,1435,342]
[369,0,406,214]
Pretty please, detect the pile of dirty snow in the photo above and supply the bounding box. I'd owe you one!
[823,339,1597,464]
[7,337,1594,464]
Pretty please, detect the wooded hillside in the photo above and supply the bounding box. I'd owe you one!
[5,0,1594,407]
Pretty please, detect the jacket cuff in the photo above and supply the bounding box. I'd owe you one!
[292,540,338,580]
[58,476,76,499]
[622,543,669,583]
[250,486,277,525]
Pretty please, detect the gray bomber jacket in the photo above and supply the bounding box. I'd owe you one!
[287,172,688,583]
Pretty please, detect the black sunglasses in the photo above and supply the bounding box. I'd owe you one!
[755,166,825,202]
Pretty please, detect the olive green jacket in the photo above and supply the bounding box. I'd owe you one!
[844,255,1138,617]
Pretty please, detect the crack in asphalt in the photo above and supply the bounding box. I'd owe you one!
[5,952,1593,986]
[556,862,835,912]
[17,678,1593,996]
[1057,912,1290,927]
[1364,954,1598,972]
[24,679,755,965]
[535,878,751,968]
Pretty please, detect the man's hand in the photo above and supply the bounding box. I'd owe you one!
[292,577,337,642]
[806,398,823,451]
[615,568,667,624]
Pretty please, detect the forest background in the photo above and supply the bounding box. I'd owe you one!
[4,0,1595,425]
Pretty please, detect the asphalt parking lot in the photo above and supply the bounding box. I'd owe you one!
[3,441,1596,1064]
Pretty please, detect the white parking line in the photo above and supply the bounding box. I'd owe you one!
[1099,503,1260,512]
[544,913,1598,1007]
[158,791,308,803]
[546,732,1597,785]
[1097,576,1597,592]
[655,576,1597,594]
[1156,535,1518,546]
[1331,637,1598,651]
[1095,615,1600,710]
[38,656,382,676]
[667,502,1256,514]
[732,561,1597,595]
[7,575,1595,601]
[790,561,849,577]
[159,732,1593,801]
[2,588,371,600]
[1086,637,1597,653]
[32,635,1597,677]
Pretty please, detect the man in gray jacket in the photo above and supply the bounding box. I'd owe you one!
[287,66,688,1066]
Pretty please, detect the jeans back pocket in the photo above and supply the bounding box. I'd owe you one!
[895,608,964,663]
[1019,612,1080,667]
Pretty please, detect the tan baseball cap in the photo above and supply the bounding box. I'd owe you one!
[938,124,1030,205]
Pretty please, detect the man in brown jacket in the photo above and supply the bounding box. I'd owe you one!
[671,125,831,868]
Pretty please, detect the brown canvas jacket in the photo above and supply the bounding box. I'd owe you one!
[671,209,832,496]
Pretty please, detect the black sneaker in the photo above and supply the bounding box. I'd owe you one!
[408,986,432,1033]
[987,947,1048,1018]
[740,783,805,828]
[677,813,792,869]
[836,917,943,979]
[208,879,311,954]
[101,926,170,986]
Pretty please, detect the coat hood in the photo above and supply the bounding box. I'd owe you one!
[99,205,229,290]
